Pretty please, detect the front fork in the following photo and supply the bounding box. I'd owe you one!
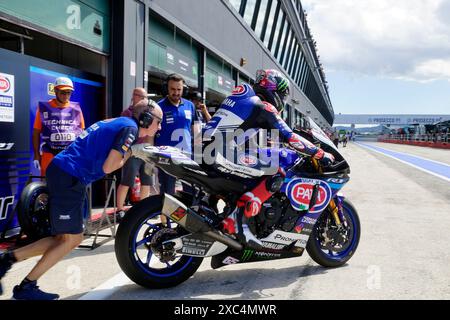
[311,158,347,228]
[328,195,347,228]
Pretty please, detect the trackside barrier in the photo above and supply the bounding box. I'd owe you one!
[378,133,450,149]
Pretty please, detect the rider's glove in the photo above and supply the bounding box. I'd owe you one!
[33,160,41,171]
[313,149,335,167]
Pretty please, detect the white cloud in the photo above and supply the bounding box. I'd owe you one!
[301,0,450,82]
[407,59,450,82]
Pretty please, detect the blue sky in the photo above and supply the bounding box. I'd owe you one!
[328,71,450,115]
[302,0,450,115]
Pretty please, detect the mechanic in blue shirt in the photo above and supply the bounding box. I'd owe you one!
[155,73,199,198]
[0,99,163,300]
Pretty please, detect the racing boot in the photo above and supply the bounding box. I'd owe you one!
[223,207,262,250]
[238,222,263,250]
[0,251,17,295]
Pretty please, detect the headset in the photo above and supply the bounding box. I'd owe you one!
[162,73,190,98]
[138,110,154,129]
[138,99,159,128]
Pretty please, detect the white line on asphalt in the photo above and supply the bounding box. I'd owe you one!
[361,142,450,167]
[78,272,131,300]
[355,142,450,183]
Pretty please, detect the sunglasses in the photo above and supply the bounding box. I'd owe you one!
[58,91,73,96]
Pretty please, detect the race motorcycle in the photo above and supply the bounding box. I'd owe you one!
[114,117,360,289]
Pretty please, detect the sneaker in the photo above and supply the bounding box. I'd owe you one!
[12,281,59,300]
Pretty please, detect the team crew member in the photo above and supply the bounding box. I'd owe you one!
[190,91,211,128]
[156,73,199,196]
[0,100,162,300]
[32,77,85,176]
[116,87,158,217]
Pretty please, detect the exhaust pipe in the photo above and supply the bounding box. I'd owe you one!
[162,194,243,251]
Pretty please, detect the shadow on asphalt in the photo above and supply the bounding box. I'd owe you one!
[71,240,116,258]
[65,262,333,300]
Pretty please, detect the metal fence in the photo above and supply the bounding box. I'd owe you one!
[381,133,449,143]
[378,133,450,149]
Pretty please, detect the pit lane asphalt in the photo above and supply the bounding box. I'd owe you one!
[1,141,449,300]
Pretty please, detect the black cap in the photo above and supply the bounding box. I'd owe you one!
[190,91,202,101]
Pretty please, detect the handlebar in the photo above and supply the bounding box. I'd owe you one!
[290,150,348,175]
[327,159,346,170]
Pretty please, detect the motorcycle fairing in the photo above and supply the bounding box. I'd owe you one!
[260,229,310,249]
[168,233,228,257]
[148,146,199,166]
[210,245,304,269]
[283,177,333,213]
[323,177,350,195]
[210,210,322,269]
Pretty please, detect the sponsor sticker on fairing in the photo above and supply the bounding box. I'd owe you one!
[158,157,170,164]
[232,85,246,96]
[238,154,258,167]
[294,224,304,233]
[285,178,332,213]
[182,247,206,256]
[301,216,317,225]
[262,242,286,250]
[170,207,186,221]
[222,256,240,265]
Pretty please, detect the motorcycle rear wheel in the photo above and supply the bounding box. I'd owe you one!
[115,195,204,289]
[17,181,51,240]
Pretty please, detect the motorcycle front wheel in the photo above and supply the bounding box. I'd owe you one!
[306,198,360,268]
[114,195,203,289]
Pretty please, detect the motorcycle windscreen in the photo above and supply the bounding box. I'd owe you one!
[305,116,348,166]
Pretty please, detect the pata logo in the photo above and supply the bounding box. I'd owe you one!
[0,76,10,92]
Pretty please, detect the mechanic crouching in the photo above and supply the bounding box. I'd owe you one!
[0,100,162,300]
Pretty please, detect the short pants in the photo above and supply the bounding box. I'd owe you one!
[46,161,87,235]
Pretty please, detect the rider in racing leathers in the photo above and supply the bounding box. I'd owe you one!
[202,69,335,249]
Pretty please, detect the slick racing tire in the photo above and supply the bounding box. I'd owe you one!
[115,195,204,289]
[17,181,51,240]
[306,198,360,268]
